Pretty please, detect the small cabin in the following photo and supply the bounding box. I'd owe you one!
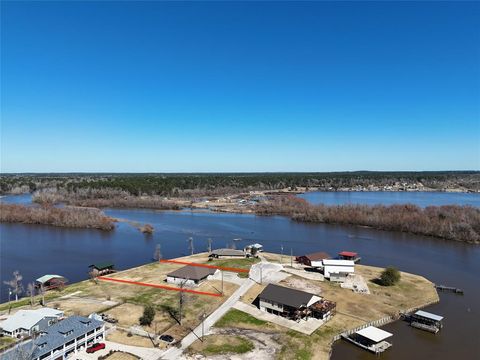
[35,275,67,291]
[409,310,444,333]
[295,252,331,267]
[89,262,115,275]
[338,251,361,263]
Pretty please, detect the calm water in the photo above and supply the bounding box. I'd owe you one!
[298,191,480,207]
[1,194,479,359]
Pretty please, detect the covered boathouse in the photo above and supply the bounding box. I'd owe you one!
[409,310,444,333]
[89,262,115,275]
[35,275,67,291]
[338,251,361,263]
[344,326,393,354]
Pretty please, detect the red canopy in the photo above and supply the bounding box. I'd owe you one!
[339,251,358,257]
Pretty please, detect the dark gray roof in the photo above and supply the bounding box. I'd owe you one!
[167,265,217,281]
[1,316,104,360]
[259,284,318,309]
[210,248,245,256]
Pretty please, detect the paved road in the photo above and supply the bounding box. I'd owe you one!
[160,261,282,360]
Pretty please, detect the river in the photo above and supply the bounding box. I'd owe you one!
[0,192,479,359]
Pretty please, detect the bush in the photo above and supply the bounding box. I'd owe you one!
[379,267,401,286]
[139,304,155,326]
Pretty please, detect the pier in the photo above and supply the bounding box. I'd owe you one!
[435,285,463,294]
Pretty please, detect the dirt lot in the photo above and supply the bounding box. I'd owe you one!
[103,351,139,360]
[106,329,155,348]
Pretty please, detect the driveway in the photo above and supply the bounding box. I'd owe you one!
[75,340,163,360]
[160,262,283,360]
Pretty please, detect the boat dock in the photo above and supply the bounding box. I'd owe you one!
[435,284,463,294]
[342,326,393,354]
[403,310,444,334]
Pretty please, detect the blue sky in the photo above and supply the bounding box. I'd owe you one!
[1,1,479,172]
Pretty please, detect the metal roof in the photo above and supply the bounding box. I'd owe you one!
[303,252,331,261]
[167,265,217,281]
[210,248,245,256]
[322,259,355,266]
[356,326,393,343]
[258,284,319,309]
[0,308,63,332]
[414,310,444,321]
[35,275,66,284]
[89,262,114,270]
[339,251,358,257]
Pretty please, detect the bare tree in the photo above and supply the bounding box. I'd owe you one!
[89,268,100,284]
[187,237,194,255]
[153,244,162,261]
[207,238,212,253]
[4,270,23,301]
[27,283,36,306]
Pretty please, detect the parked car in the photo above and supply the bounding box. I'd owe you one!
[86,343,105,353]
[159,334,174,343]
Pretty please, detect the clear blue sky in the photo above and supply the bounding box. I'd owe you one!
[1,1,479,172]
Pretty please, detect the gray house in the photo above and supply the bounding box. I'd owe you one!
[166,265,218,286]
[0,308,64,338]
[2,315,105,360]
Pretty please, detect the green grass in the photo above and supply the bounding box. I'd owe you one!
[202,336,254,355]
[0,337,16,350]
[215,308,267,328]
[208,257,260,278]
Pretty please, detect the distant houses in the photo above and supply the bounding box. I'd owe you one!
[257,284,336,321]
[2,316,105,360]
[208,248,246,258]
[166,265,218,286]
[0,308,64,338]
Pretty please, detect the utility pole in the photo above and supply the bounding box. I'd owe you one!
[207,238,212,253]
[202,312,206,340]
[221,271,224,295]
[281,245,284,265]
[188,237,194,255]
[290,248,293,268]
[260,266,263,284]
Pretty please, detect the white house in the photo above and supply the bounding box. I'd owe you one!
[0,308,64,338]
[322,259,355,282]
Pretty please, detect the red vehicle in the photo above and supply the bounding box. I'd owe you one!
[86,343,105,353]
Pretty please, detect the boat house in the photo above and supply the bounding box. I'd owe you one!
[344,326,393,354]
[322,259,355,282]
[166,265,218,286]
[338,251,361,263]
[244,243,264,254]
[2,316,105,360]
[89,262,115,275]
[35,275,67,291]
[0,308,64,338]
[409,310,444,333]
[258,284,336,321]
[295,252,331,267]
[209,248,246,258]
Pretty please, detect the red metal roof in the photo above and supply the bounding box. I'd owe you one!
[339,251,358,257]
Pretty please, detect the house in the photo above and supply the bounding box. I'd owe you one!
[208,248,245,258]
[338,251,361,263]
[35,275,67,291]
[89,262,115,275]
[345,326,393,354]
[322,259,355,282]
[2,315,105,360]
[295,252,331,267]
[0,308,64,338]
[258,284,335,321]
[166,265,219,286]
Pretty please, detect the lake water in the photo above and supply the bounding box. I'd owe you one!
[298,191,480,207]
[1,194,479,359]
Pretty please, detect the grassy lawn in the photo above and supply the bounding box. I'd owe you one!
[215,308,267,328]
[188,335,254,356]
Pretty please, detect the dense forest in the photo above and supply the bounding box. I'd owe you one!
[257,196,480,244]
[1,171,479,196]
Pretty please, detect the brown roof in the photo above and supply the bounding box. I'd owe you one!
[304,252,331,261]
[259,284,318,309]
[167,265,217,281]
